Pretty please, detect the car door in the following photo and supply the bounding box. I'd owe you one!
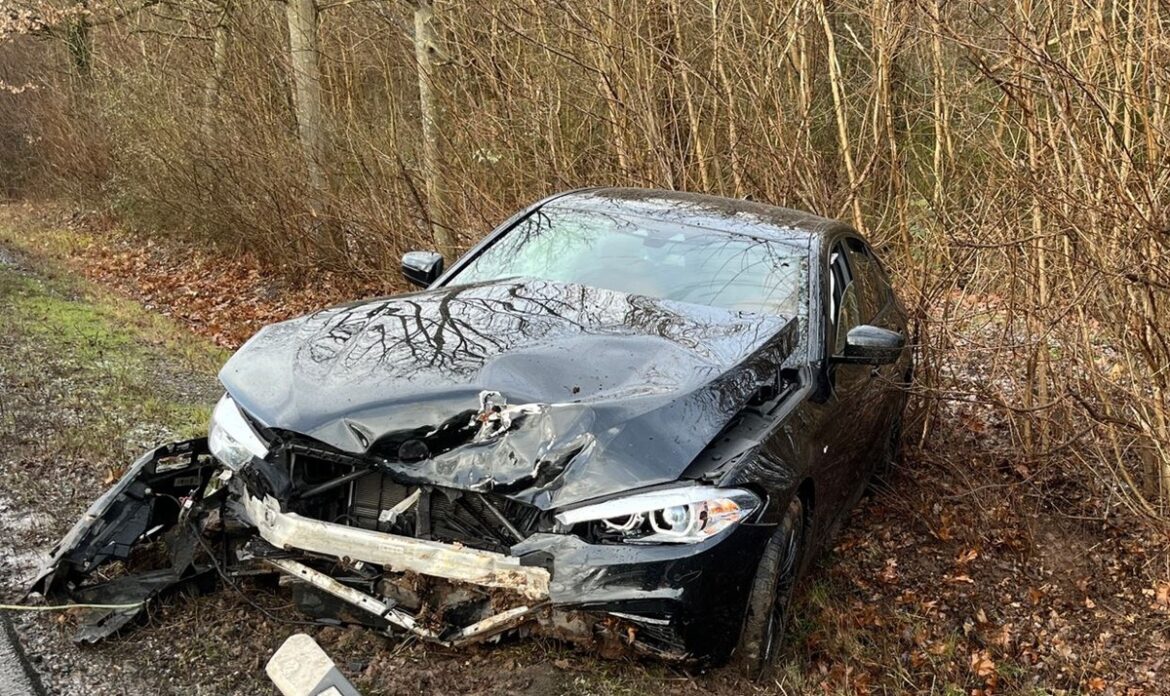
[843,238,907,464]
[814,240,882,518]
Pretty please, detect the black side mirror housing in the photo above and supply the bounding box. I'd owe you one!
[401,251,444,288]
[834,325,905,365]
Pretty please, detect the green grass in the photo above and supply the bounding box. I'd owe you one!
[0,238,225,473]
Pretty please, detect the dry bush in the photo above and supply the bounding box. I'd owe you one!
[0,0,1165,519]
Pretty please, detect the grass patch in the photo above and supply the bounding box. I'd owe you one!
[0,235,224,495]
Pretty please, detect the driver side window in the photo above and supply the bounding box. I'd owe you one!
[829,242,860,356]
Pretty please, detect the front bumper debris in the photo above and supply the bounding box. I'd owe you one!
[30,438,766,663]
[242,494,550,601]
[266,557,546,645]
[28,439,221,642]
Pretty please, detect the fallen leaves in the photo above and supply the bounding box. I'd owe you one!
[933,511,956,541]
[879,557,900,584]
[47,222,403,351]
[970,649,997,678]
[1152,582,1170,612]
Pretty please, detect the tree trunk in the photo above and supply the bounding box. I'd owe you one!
[202,1,231,139]
[286,0,326,202]
[816,0,864,233]
[668,0,709,191]
[414,0,455,258]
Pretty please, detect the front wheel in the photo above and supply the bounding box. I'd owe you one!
[871,413,903,488]
[734,496,806,679]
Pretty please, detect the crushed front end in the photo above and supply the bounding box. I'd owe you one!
[30,392,772,664]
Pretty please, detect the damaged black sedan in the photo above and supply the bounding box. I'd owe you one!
[31,188,910,674]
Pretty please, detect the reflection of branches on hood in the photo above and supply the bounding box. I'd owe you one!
[306,286,516,375]
[622,295,709,356]
[301,279,785,381]
[499,281,594,328]
[623,294,786,367]
[446,281,596,340]
[423,288,509,369]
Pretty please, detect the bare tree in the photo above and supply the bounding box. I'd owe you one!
[201,0,231,138]
[286,0,325,202]
[413,0,454,258]
[64,1,90,79]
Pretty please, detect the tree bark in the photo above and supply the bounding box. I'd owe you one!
[414,0,454,258]
[286,0,326,201]
[202,1,231,139]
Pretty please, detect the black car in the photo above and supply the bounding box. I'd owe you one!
[32,188,910,674]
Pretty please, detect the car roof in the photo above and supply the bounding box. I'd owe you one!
[544,187,849,245]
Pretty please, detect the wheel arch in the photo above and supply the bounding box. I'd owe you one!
[796,477,815,517]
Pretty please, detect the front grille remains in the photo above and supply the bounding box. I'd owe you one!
[341,470,546,553]
[429,487,544,552]
[349,471,411,530]
[285,445,552,554]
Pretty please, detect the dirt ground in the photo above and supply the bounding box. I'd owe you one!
[0,203,1167,695]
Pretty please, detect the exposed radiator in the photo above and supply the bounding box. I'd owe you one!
[345,470,549,553]
[349,472,410,530]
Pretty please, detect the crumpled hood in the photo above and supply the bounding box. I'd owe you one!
[220,278,798,509]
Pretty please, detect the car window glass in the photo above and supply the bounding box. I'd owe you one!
[844,240,884,320]
[851,242,879,315]
[828,247,851,318]
[834,282,861,355]
[450,206,807,316]
[829,244,850,307]
[828,242,858,355]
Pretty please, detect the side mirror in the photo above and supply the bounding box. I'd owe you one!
[834,325,905,365]
[401,251,444,288]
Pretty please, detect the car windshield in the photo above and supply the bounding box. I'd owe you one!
[449,206,805,316]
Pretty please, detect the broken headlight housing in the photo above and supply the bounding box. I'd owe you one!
[555,486,761,544]
[208,394,269,470]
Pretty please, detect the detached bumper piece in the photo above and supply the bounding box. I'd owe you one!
[29,439,223,642]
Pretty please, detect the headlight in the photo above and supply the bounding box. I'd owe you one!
[555,486,761,544]
[208,394,268,470]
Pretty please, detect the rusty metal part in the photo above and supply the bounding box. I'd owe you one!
[267,558,439,640]
[269,557,545,647]
[447,603,547,645]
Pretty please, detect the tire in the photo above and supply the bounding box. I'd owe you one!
[735,497,806,679]
[871,413,903,487]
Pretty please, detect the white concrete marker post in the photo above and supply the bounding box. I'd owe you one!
[266,633,361,696]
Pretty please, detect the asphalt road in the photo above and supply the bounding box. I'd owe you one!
[0,614,45,696]
[0,248,43,694]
